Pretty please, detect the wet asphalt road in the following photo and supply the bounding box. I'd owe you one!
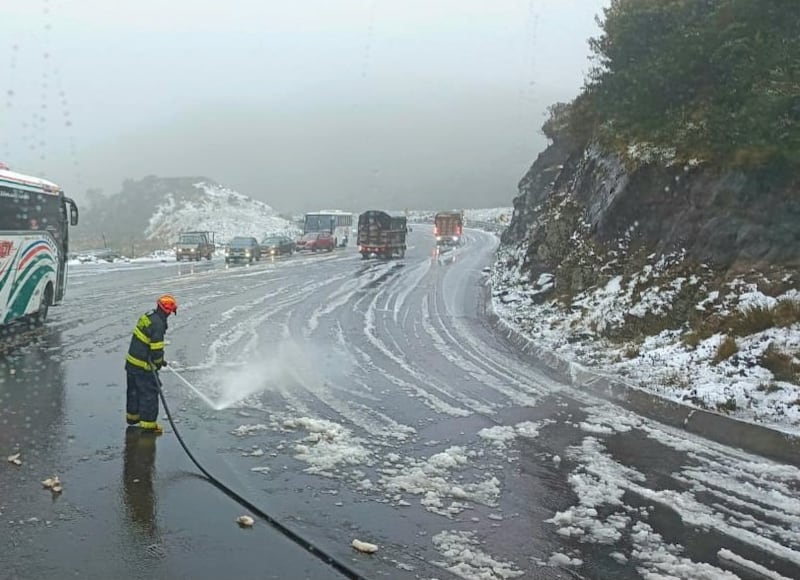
[2,229,800,580]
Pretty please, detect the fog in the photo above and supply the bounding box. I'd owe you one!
[1,0,607,212]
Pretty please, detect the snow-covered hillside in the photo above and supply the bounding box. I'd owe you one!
[491,245,800,434]
[146,182,298,244]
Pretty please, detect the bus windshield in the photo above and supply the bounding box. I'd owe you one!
[0,186,65,233]
[304,215,335,232]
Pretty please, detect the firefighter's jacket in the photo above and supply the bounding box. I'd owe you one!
[125,309,168,372]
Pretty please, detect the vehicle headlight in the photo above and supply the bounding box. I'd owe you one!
[452,236,458,241]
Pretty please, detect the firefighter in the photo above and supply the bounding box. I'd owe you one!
[124,294,178,433]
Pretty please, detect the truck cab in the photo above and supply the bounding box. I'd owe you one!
[434,211,464,246]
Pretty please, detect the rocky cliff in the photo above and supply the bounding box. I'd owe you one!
[503,141,799,297]
[492,135,800,428]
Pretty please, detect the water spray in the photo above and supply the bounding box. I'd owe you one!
[165,365,220,410]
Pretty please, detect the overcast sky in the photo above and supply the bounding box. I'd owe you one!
[1,0,607,213]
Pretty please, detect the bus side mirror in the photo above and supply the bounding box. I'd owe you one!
[70,203,79,226]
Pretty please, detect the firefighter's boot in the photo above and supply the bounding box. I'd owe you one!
[139,420,164,435]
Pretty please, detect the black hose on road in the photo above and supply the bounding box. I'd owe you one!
[151,369,370,580]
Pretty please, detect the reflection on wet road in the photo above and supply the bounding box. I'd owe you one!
[2,230,800,580]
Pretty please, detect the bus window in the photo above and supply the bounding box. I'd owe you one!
[0,186,65,238]
[0,187,31,230]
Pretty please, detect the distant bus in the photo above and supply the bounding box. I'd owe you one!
[303,211,354,248]
[0,164,79,325]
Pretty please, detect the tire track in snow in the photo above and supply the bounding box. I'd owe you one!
[305,262,396,337]
[421,293,540,408]
[363,281,492,417]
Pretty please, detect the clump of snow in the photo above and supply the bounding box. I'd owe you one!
[146,181,299,244]
[578,421,614,435]
[231,424,270,437]
[351,539,379,554]
[432,530,524,580]
[282,417,372,476]
[477,426,517,448]
[477,421,545,449]
[609,551,628,564]
[514,421,544,439]
[380,446,500,517]
[547,552,583,568]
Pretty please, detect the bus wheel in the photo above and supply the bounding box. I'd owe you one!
[34,284,53,325]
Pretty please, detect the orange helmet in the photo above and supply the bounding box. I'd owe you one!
[157,294,178,315]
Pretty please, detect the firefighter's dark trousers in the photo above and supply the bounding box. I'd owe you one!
[126,369,160,422]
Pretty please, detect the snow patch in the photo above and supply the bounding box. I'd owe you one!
[432,530,524,580]
[380,446,500,517]
[477,420,546,449]
[283,417,372,476]
[547,552,583,568]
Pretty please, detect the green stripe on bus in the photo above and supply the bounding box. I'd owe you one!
[4,265,54,323]
[8,253,54,302]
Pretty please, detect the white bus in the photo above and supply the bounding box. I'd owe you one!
[0,164,79,326]
[303,210,354,248]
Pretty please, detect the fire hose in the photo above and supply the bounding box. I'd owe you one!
[151,366,369,580]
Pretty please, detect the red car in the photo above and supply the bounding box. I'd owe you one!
[296,232,335,252]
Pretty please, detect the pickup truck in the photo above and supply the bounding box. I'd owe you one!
[176,231,215,261]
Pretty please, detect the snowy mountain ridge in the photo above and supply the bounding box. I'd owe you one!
[75,176,298,252]
[145,181,299,244]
